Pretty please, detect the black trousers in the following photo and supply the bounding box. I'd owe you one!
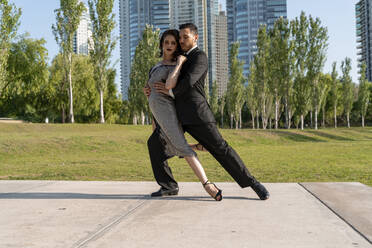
[147,122,258,190]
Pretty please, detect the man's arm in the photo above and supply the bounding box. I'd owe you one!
[172,52,208,97]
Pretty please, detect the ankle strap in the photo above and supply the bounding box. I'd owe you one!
[202,180,210,186]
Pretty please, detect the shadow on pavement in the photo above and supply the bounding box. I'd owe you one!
[0,192,258,201]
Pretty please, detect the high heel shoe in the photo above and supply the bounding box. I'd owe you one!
[203,180,222,201]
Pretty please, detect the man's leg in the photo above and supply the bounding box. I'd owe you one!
[184,123,257,188]
[147,128,178,191]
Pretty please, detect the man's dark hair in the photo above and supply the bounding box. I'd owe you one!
[179,23,198,35]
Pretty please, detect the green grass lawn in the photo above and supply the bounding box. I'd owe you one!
[0,123,371,186]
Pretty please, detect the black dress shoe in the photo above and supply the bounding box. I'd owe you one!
[151,187,179,197]
[251,182,270,200]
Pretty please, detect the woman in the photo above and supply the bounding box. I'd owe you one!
[146,29,222,201]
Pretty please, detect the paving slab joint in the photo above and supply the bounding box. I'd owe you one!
[298,183,372,245]
[71,197,150,248]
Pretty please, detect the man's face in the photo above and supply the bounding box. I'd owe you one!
[179,28,198,52]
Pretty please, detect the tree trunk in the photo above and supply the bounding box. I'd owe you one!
[239,108,242,129]
[61,105,66,123]
[256,110,260,129]
[220,110,224,128]
[141,111,145,125]
[251,111,255,129]
[285,99,289,129]
[362,115,365,128]
[288,109,292,129]
[315,107,318,130]
[310,111,313,129]
[301,114,304,130]
[262,101,267,130]
[275,99,279,129]
[133,115,138,125]
[334,105,337,128]
[347,112,350,128]
[322,104,325,127]
[100,89,105,123]
[68,53,74,123]
[269,118,272,130]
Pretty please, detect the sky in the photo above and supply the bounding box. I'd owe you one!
[9,0,358,91]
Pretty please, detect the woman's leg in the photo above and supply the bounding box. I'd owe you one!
[184,156,221,200]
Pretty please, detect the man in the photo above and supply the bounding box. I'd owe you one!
[146,23,269,200]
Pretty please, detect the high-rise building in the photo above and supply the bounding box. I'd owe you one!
[214,9,229,98]
[73,4,93,55]
[120,0,214,100]
[169,0,208,52]
[120,0,170,100]
[227,0,287,79]
[356,0,372,81]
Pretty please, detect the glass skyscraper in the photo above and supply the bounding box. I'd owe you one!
[356,0,372,81]
[73,2,93,55]
[120,0,170,100]
[214,10,229,98]
[120,0,220,100]
[227,0,287,79]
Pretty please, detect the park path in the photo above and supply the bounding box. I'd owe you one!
[0,181,371,248]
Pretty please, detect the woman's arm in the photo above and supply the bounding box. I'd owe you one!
[165,55,187,90]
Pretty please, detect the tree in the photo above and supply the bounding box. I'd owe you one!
[71,54,99,123]
[358,63,371,127]
[306,16,328,130]
[341,57,354,128]
[218,93,226,128]
[330,62,339,128]
[52,0,86,123]
[227,42,245,129]
[128,25,160,124]
[291,12,311,130]
[269,17,291,129]
[88,0,117,123]
[246,67,258,129]
[254,25,273,129]
[209,80,219,118]
[0,0,21,96]
[103,69,122,124]
[319,73,332,127]
[49,54,68,122]
[2,35,50,122]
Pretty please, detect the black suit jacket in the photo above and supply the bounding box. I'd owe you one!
[172,48,216,125]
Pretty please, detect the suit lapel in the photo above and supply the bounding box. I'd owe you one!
[186,47,199,59]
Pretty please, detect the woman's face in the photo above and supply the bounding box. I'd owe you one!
[162,35,177,58]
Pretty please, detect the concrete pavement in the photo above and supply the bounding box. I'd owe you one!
[0,180,371,248]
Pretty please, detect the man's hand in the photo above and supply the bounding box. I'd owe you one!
[143,85,151,98]
[154,82,170,96]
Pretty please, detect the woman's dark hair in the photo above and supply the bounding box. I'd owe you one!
[159,29,181,59]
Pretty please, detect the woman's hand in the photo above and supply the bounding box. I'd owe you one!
[177,55,187,65]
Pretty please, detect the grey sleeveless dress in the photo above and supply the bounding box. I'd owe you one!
[148,62,196,157]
